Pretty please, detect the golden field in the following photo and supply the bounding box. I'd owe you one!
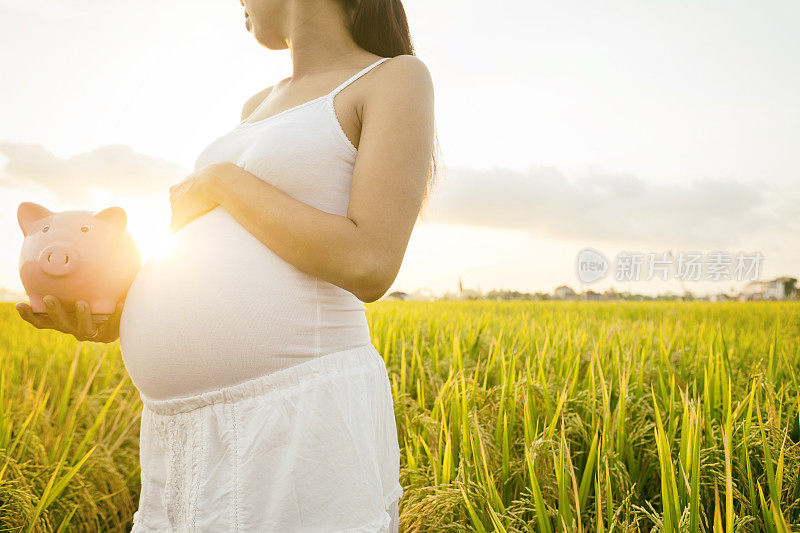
[0,301,798,531]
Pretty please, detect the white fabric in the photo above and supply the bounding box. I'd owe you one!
[118,56,403,531]
[388,499,399,533]
[119,56,392,400]
[129,343,403,532]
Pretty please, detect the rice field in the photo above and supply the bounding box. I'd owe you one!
[0,300,798,531]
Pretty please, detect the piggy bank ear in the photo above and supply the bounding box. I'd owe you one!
[17,202,53,236]
[94,206,127,234]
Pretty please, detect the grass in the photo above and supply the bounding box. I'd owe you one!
[0,300,798,531]
[0,305,140,532]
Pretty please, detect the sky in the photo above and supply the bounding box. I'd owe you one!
[1,0,798,299]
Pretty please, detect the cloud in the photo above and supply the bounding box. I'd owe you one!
[427,166,795,248]
[1,142,794,251]
[0,142,186,206]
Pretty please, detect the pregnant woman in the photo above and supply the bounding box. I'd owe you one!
[15,0,436,530]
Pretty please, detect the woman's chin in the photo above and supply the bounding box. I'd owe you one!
[255,34,290,50]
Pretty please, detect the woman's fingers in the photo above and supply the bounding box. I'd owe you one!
[169,170,220,234]
[169,178,191,204]
[75,300,95,339]
[15,302,54,329]
[170,212,185,233]
[43,295,73,333]
[102,300,125,341]
[169,187,184,207]
[16,298,122,343]
[170,186,190,232]
[171,193,218,233]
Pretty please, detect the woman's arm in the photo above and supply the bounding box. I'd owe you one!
[204,56,434,303]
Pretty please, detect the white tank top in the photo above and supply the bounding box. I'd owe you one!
[119,57,392,400]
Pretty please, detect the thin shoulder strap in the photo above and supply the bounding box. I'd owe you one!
[329,57,392,98]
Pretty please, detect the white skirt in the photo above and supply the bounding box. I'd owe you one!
[130,343,403,532]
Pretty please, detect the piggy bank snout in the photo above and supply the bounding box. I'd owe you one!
[37,244,81,277]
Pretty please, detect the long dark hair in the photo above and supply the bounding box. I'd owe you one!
[340,0,443,217]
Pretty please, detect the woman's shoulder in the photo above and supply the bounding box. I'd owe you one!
[241,86,273,122]
[379,55,432,85]
[367,55,433,104]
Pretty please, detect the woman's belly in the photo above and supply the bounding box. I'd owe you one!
[118,206,370,400]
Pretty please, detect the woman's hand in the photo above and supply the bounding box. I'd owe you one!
[15,296,125,343]
[169,163,233,232]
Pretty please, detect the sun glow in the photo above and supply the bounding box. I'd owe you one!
[136,229,178,262]
[93,190,176,264]
[126,209,177,263]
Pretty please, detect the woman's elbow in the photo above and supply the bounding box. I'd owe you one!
[349,255,395,303]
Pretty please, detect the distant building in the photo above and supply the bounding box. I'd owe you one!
[739,277,794,301]
[385,291,410,301]
[553,285,577,300]
[581,290,602,301]
[709,293,735,302]
[381,289,443,301]
[603,288,620,301]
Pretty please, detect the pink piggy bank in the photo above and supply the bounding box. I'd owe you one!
[17,202,142,316]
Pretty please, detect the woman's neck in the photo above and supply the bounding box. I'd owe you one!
[283,1,366,80]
